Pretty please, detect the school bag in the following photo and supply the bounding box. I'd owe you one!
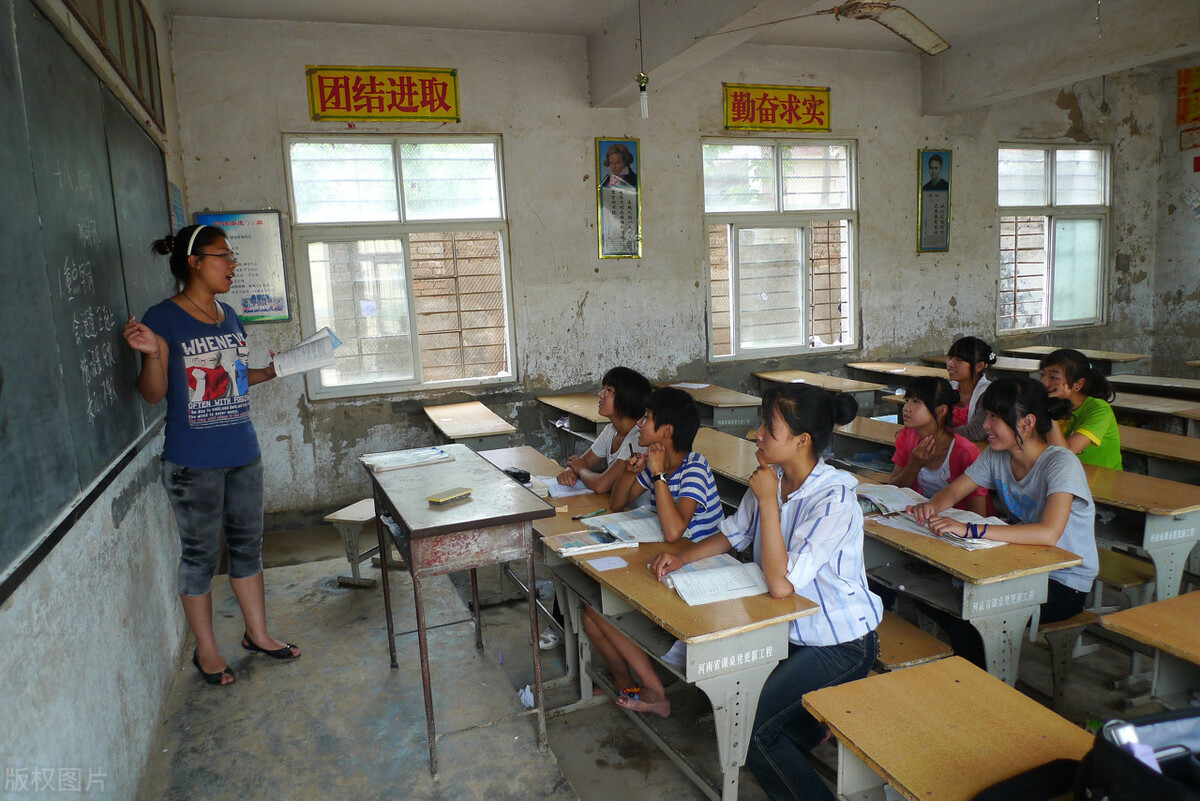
[971,708,1200,801]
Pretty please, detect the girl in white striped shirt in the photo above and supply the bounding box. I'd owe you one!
[651,385,882,801]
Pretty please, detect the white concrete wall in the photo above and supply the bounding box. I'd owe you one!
[168,18,1181,517]
[1,1,190,797]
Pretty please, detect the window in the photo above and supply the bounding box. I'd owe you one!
[287,136,514,398]
[997,145,1109,332]
[702,139,857,359]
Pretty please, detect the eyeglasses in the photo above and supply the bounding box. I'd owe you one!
[199,252,237,263]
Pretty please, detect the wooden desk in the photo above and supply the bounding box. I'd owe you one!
[479,444,564,478]
[366,444,555,775]
[662,381,760,432]
[863,517,1080,685]
[693,427,758,508]
[424,401,516,450]
[1188,359,1200,369]
[557,541,817,801]
[1118,425,1200,482]
[1101,591,1200,707]
[847,361,946,385]
[804,657,1093,801]
[920,353,1039,376]
[1108,373,1200,402]
[536,392,605,447]
[1180,406,1200,438]
[753,369,885,411]
[1002,345,1148,375]
[1084,463,1200,600]
[830,416,901,473]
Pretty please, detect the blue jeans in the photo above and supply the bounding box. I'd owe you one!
[162,458,264,596]
[747,630,878,801]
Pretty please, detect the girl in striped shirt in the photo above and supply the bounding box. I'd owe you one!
[651,385,882,800]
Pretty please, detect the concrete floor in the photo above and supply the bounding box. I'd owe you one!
[138,524,1165,801]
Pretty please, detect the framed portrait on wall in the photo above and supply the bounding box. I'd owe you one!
[596,138,641,258]
[917,149,951,252]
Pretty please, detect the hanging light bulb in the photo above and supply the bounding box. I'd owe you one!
[635,0,648,119]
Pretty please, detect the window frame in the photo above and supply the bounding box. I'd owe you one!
[996,143,1111,334]
[284,133,518,399]
[702,136,859,362]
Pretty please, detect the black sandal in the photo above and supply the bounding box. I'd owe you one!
[241,632,301,660]
[192,649,235,686]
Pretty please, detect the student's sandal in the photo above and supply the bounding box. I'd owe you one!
[241,632,301,660]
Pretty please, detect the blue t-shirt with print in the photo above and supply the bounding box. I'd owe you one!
[142,299,261,469]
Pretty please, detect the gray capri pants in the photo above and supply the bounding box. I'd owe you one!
[161,458,265,596]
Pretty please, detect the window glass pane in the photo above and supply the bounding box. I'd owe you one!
[782,144,849,210]
[1055,150,1105,205]
[707,224,731,357]
[998,216,1048,331]
[702,143,776,212]
[809,220,851,347]
[736,228,803,350]
[998,148,1047,206]
[291,143,398,223]
[401,143,501,220]
[410,231,509,382]
[1051,218,1102,322]
[307,239,415,387]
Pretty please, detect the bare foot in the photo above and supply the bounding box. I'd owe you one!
[616,694,670,718]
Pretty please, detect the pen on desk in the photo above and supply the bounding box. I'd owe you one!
[572,508,607,520]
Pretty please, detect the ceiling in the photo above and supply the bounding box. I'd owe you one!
[165,0,1094,54]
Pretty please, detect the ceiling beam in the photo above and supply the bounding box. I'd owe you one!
[921,0,1200,115]
[587,0,830,109]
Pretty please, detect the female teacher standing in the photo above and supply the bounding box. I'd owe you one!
[122,224,299,687]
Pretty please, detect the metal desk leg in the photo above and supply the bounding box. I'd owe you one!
[333,521,377,588]
[1154,651,1200,708]
[971,608,1037,686]
[1141,510,1199,600]
[373,490,400,670]
[695,662,776,801]
[469,568,484,651]
[411,572,439,776]
[962,574,1047,685]
[527,549,548,747]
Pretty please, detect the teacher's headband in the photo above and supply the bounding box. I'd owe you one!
[187,224,209,256]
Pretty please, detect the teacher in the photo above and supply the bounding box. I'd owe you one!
[122,224,299,687]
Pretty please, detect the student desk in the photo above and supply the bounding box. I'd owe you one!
[536,392,605,452]
[423,400,516,450]
[1118,425,1200,483]
[552,541,816,801]
[1108,373,1200,402]
[693,426,758,508]
[752,369,885,411]
[1084,464,1200,600]
[480,444,564,478]
[829,416,901,473]
[366,444,555,775]
[846,361,946,386]
[1188,359,1200,369]
[920,353,1039,376]
[661,381,760,433]
[1108,392,1200,435]
[804,656,1093,801]
[1100,590,1200,708]
[1001,345,1148,375]
[862,516,1080,685]
[1180,406,1200,438]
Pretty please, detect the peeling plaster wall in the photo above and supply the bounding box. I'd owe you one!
[170,19,1177,517]
[1155,68,1200,372]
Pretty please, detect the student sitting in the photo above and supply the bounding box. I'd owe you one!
[556,366,652,496]
[651,385,882,801]
[889,375,988,515]
[946,335,996,442]
[1038,348,1123,470]
[908,377,1099,668]
[582,387,722,718]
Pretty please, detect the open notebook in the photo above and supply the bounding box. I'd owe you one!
[857,484,1007,551]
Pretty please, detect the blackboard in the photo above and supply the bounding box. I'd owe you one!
[0,0,174,597]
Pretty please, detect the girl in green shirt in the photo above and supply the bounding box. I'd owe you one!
[1038,348,1123,470]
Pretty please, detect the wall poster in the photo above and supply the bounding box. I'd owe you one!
[597,138,641,258]
[917,149,951,252]
[194,210,289,323]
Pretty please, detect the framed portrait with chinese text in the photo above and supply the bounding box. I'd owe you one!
[597,138,642,258]
[194,210,290,323]
[917,149,951,252]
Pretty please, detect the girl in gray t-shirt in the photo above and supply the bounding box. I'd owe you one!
[909,378,1098,663]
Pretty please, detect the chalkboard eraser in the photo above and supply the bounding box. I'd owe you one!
[426,487,472,505]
